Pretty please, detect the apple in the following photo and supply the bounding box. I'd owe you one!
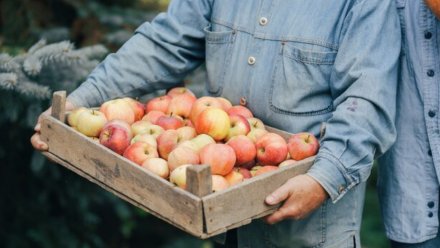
[131,120,153,136]
[247,128,269,143]
[156,114,184,130]
[142,110,166,124]
[145,95,172,113]
[100,99,135,124]
[237,167,252,179]
[167,146,200,171]
[131,133,157,147]
[240,159,256,170]
[216,97,233,111]
[247,117,265,130]
[224,169,244,186]
[182,118,194,128]
[141,157,169,179]
[170,164,191,189]
[157,129,191,160]
[176,126,197,141]
[287,132,320,160]
[226,135,256,166]
[99,120,133,155]
[189,96,223,123]
[137,124,164,138]
[167,94,196,118]
[67,107,88,128]
[123,142,159,166]
[195,108,230,141]
[250,165,262,177]
[255,132,288,165]
[167,87,196,99]
[227,105,253,119]
[75,109,107,137]
[186,134,216,152]
[225,115,251,141]
[279,159,297,167]
[253,165,278,177]
[200,143,236,176]
[212,175,230,192]
[123,97,145,121]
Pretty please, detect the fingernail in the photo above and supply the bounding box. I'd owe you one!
[266,195,275,205]
[35,123,41,131]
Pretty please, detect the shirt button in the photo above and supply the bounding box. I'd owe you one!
[428,212,434,218]
[248,56,256,65]
[428,110,436,118]
[338,185,345,193]
[427,69,435,77]
[425,31,433,39]
[428,149,432,156]
[428,201,435,208]
[259,17,268,26]
[240,97,247,106]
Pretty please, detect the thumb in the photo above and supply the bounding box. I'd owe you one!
[265,183,292,205]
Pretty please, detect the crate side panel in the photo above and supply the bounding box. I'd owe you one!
[40,115,204,236]
[202,157,314,234]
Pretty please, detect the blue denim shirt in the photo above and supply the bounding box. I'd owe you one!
[68,0,400,246]
[377,0,440,243]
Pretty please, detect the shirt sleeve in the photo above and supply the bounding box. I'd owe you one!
[307,0,401,202]
[67,0,213,107]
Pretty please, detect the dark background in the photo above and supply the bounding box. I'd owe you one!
[0,0,388,247]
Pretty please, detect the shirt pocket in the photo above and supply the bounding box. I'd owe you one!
[269,42,336,116]
[204,24,236,96]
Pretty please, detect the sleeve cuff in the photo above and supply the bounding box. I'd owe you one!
[307,151,357,203]
[67,82,104,108]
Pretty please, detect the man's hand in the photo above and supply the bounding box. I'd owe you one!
[264,174,328,224]
[30,101,76,151]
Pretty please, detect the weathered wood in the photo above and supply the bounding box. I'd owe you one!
[201,156,314,234]
[39,115,204,237]
[51,91,66,122]
[187,165,212,197]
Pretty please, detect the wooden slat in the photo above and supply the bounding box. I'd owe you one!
[51,91,66,122]
[201,156,314,234]
[266,126,292,140]
[39,115,204,237]
[187,165,212,197]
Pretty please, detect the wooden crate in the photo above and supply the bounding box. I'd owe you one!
[39,91,314,239]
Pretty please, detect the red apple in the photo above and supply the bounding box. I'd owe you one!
[279,159,297,168]
[167,94,197,118]
[200,143,236,176]
[195,108,230,141]
[141,157,169,179]
[212,175,230,192]
[75,109,107,137]
[176,126,197,141]
[156,114,184,130]
[100,99,135,124]
[137,124,164,138]
[227,105,253,119]
[287,132,320,160]
[157,128,194,160]
[237,167,252,179]
[131,120,153,136]
[123,97,145,121]
[256,132,288,165]
[189,96,223,123]
[142,110,166,124]
[99,120,133,155]
[167,146,200,171]
[225,115,251,141]
[186,134,216,152]
[145,95,172,113]
[123,142,159,165]
[226,135,256,166]
[250,165,262,177]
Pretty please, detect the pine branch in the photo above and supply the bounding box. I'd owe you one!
[15,81,51,100]
[0,73,18,90]
[0,54,20,73]
[28,39,47,54]
[23,55,42,76]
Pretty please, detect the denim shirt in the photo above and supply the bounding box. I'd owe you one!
[68,0,400,246]
[377,0,440,243]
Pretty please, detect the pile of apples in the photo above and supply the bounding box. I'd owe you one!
[67,87,319,192]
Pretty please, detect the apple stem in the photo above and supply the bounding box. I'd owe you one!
[306,134,310,143]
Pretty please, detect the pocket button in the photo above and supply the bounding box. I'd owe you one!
[248,56,256,65]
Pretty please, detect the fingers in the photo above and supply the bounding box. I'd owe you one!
[265,205,300,224]
[265,179,293,205]
[30,132,48,151]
